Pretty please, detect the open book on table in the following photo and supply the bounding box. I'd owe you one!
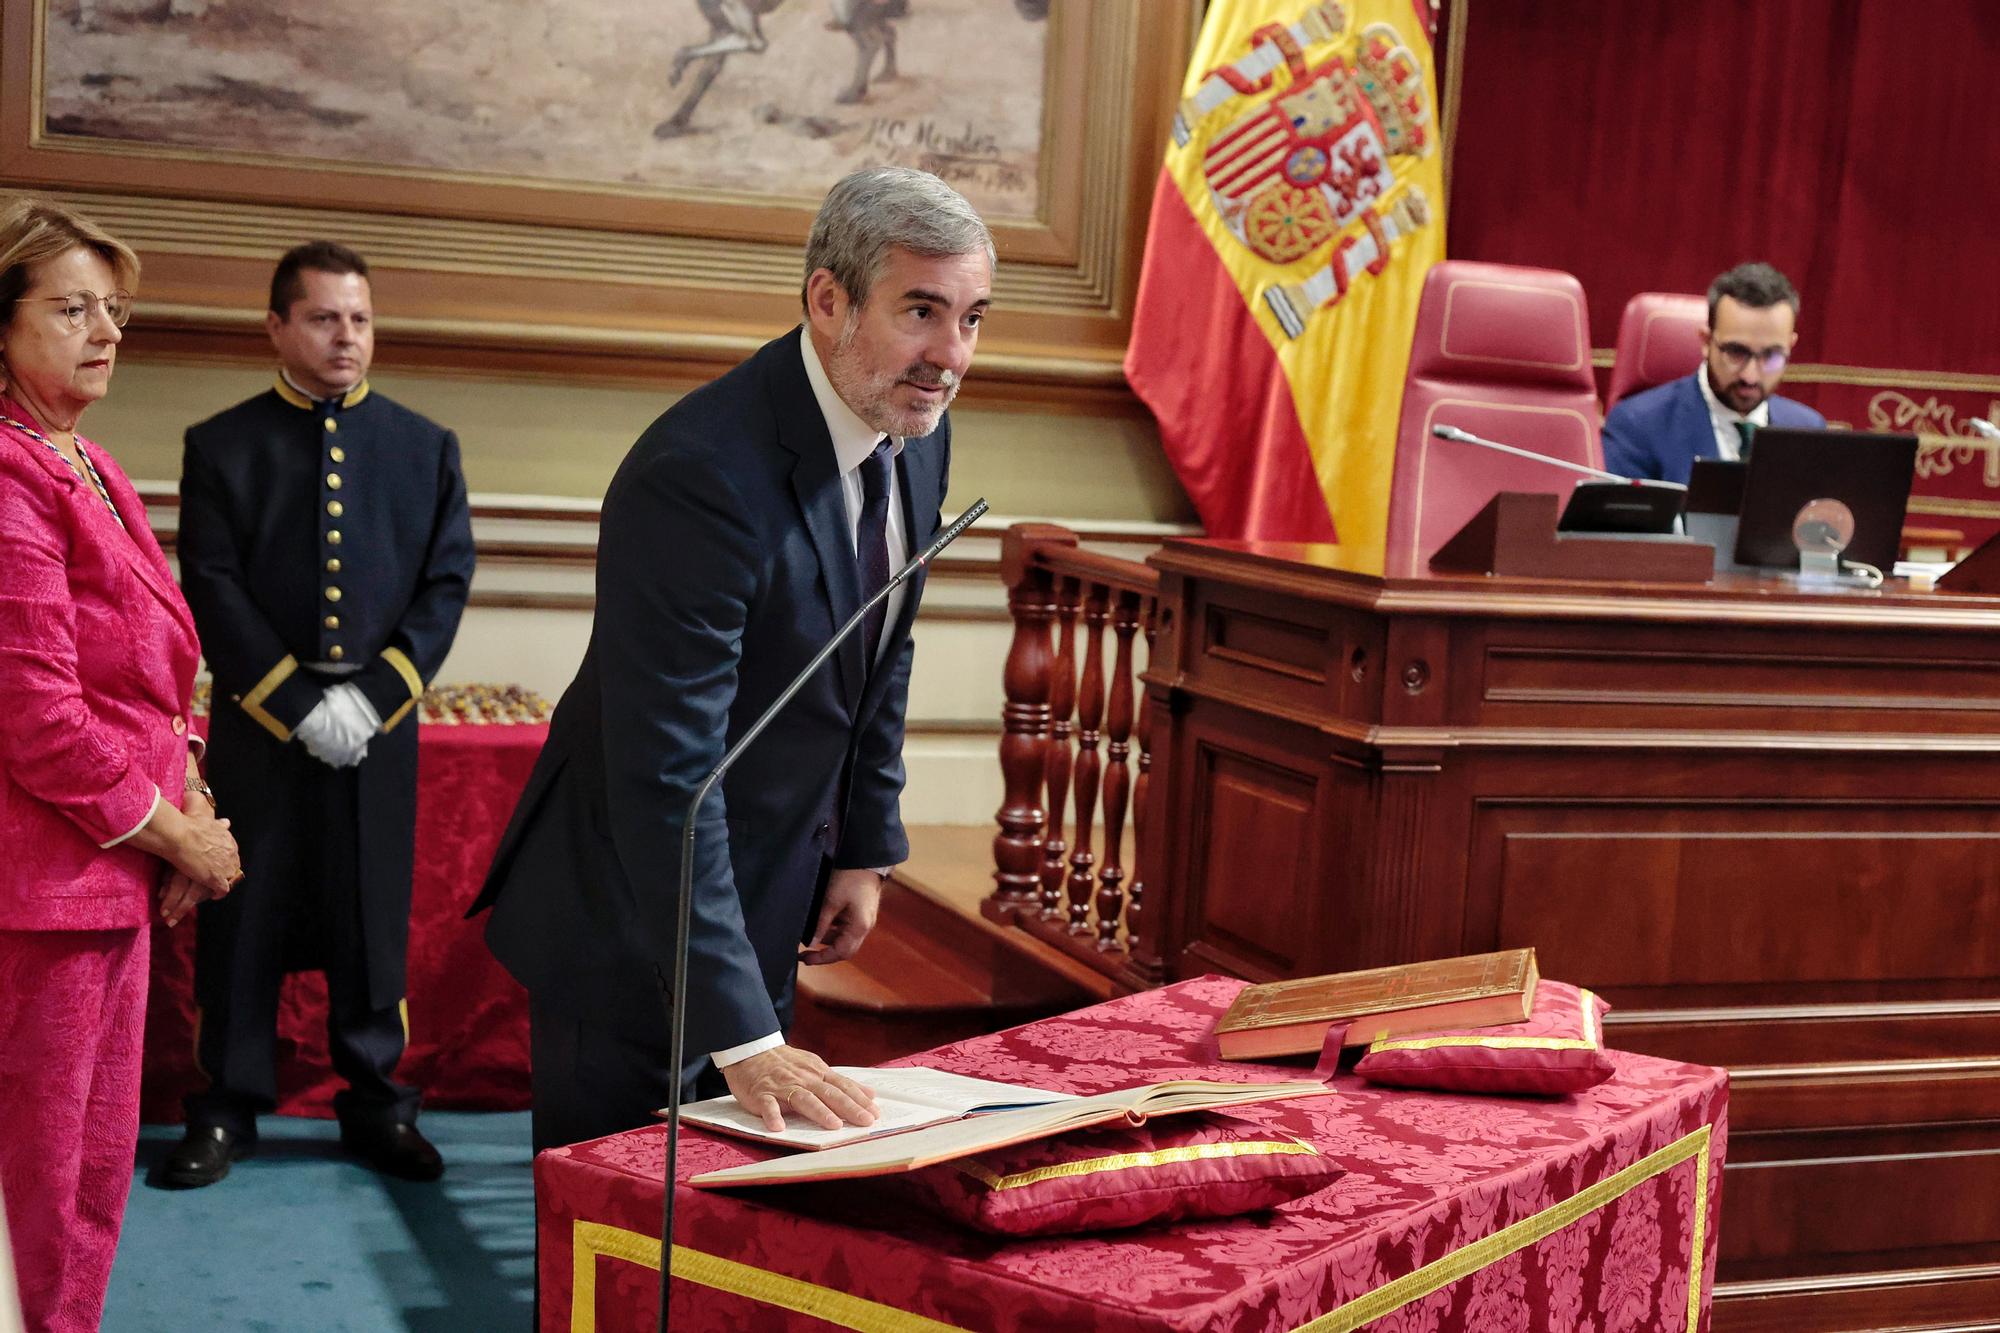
[674,1066,1076,1152]
[689,1078,1334,1188]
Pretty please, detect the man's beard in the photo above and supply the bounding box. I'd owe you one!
[829,320,960,438]
[1707,363,1767,414]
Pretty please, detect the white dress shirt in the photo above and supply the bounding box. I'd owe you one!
[1695,367,1771,462]
[708,330,915,1073]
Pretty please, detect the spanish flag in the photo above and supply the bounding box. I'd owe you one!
[1125,0,1447,571]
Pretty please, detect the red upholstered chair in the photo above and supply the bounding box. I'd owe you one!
[1385,261,1602,574]
[1605,292,1707,409]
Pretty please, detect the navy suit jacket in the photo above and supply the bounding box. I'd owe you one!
[1602,373,1826,484]
[471,331,946,1053]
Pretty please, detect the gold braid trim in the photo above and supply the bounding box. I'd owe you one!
[378,647,425,733]
[569,1222,969,1333]
[1367,989,1601,1054]
[952,1138,1319,1192]
[1295,1123,1713,1332]
[271,375,313,410]
[240,654,301,741]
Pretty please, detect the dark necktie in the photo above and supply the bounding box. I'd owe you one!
[1735,419,1757,460]
[856,439,893,669]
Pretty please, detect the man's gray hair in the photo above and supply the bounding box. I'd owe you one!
[801,167,994,311]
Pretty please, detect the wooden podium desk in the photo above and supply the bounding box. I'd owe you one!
[1141,540,2000,1326]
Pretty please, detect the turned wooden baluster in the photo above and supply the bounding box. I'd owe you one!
[1126,597,1161,974]
[1039,577,1081,919]
[1066,582,1109,935]
[991,534,1061,914]
[1095,590,1141,952]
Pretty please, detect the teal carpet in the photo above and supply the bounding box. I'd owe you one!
[108,1113,535,1332]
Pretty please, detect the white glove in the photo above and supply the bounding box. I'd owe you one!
[322,683,381,767]
[294,686,380,769]
[293,696,348,767]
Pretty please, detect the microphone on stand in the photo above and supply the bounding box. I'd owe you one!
[1970,418,2000,442]
[656,497,990,1332]
[1429,423,1654,484]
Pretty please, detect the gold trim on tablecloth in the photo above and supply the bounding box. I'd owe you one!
[1296,1123,1713,1332]
[569,1222,970,1333]
[565,1120,1714,1332]
[1367,989,1602,1054]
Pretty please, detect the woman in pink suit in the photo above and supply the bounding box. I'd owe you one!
[0,197,241,1332]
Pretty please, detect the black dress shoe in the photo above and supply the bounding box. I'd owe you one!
[340,1119,445,1181]
[161,1124,253,1189]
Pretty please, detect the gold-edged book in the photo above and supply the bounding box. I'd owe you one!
[1214,949,1539,1060]
[688,1079,1333,1188]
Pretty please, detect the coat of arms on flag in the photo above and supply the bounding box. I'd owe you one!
[1124,0,1447,568]
[1181,5,1437,338]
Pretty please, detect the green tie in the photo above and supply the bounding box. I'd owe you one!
[1735,419,1757,459]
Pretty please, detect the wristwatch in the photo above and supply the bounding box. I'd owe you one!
[186,776,217,811]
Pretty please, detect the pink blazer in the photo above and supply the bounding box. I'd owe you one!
[0,410,201,931]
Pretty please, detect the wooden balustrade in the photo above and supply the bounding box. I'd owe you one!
[988,524,1163,991]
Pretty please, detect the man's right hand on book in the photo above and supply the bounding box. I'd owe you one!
[722,1045,881,1133]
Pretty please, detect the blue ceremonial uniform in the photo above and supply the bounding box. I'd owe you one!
[177,377,474,1135]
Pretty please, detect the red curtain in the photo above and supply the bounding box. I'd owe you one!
[1447,0,2000,376]
[1446,0,2000,538]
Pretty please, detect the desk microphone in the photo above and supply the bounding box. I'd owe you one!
[1431,423,1641,484]
[1970,418,2000,442]
[656,497,989,1331]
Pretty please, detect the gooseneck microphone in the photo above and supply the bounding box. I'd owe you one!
[1431,423,1637,483]
[657,497,989,1331]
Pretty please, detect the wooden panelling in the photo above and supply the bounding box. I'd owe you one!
[1204,605,1329,685]
[1720,1149,2000,1266]
[1179,737,1323,982]
[1476,803,2000,992]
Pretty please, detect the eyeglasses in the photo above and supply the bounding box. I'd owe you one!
[26,289,133,331]
[1712,341,1788,374]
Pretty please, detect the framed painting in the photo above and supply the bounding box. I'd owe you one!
[0,0,1194,401]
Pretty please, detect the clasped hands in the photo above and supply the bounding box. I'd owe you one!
[131,786,242,928]
[294,683,380,769]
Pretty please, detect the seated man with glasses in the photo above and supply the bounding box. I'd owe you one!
[1604,261,1826,484]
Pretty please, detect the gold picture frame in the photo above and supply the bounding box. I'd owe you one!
[1,0,1194,404]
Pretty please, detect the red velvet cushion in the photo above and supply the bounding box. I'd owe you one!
[1353,982,1614,1095]
[882,1113,1343,1238]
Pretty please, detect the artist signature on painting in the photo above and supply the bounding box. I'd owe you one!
[865,117,1030,194]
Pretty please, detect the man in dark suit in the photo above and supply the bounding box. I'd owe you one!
[472,167,992,1150]
[165,242,475,1186]
[1603,262,1826,484]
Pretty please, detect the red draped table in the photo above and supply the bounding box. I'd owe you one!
[140,720,545,1121]
[538,977,1727,1332]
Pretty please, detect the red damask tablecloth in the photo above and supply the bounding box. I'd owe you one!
[537,975,1728,1332]
[139,722,544,1121]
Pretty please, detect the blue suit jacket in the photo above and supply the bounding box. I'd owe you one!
[1602,373,1826,484]
[472,330,946,1052]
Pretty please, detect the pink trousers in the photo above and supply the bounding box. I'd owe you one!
[0,926,147,1333]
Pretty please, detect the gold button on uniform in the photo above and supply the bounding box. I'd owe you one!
[327,474,342,490]
[324,615,340,629]
[326,558,341,573]
[325,586,342,603]
[329,446,346,463]
[329,645,345,661]
[327,500,343,517]
[324,418,338,433]
[327,529,342,545]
